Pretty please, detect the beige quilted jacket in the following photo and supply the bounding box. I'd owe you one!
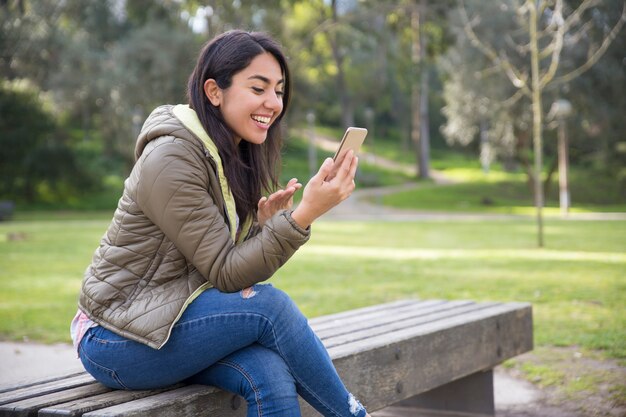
[78,104,310,349]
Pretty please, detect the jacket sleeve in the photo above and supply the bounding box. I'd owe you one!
[135,138,310,293]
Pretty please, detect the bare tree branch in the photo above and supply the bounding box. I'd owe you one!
[552,1,626,85]
[474,64,506,79]
[564,19,595,45]
[562,0,601,33]
[536,0,596,42]
[459,0,531,94]
[540,0,566,87]
[541,18,595,59]
[505,33,530,55]
[502,87,529,107]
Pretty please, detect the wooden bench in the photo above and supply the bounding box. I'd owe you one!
[0,299,533,417]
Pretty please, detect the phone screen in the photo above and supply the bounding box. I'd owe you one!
[333,127,368,161]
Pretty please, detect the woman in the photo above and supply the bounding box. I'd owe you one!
[71,30,370,417]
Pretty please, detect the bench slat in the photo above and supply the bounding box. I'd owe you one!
[329,302,529,357]
[0,374,94,406]
[311,300,447,334]
[0,383,110,417]
[308,299,416,326]
[38,385,183,417]
[313,300,475,340]
[82,386,245,417]
[321,302,498,348]
[309,299,433,327]
[0,372,85,395]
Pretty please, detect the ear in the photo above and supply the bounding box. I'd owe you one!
[203,79,221,106]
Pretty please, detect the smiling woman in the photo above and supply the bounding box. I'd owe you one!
[203,55,285,144]
[187,31,293,222]
[70,30,368,417]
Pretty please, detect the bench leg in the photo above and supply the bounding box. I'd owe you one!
[394,370,495,416]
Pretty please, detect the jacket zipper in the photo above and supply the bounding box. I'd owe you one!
[158,280,213,349]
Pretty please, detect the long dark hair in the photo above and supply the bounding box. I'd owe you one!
[187,30,291,223]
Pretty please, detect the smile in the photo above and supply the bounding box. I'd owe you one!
[251,115,271,125]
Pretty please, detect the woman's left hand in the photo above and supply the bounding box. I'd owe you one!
[257,178,302,227]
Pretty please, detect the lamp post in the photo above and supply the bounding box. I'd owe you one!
[306,111,317,178]
[364,107,375,163]
[549,99,573,216]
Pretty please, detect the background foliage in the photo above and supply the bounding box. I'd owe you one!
[1,0,624,208]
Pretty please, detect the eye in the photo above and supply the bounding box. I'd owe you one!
[276,90,285,98]
[251,87,264,94]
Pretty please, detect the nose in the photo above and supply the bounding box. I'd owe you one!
[264,91,283,112]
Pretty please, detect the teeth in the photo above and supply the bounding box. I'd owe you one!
[252,115,271,124]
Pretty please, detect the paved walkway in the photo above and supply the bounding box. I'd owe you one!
[322,182,626,222]
[311,131,626,223]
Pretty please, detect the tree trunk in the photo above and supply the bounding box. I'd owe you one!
[411,1,430,179]
[543,156,558,201]
[515,131,536,201]
[330,0,354,129]
[419,2,431,180]
[529,1,544,247]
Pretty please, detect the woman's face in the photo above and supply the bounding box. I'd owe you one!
[205,52,285,145]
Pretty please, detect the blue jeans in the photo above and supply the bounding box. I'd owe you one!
[79,284,367,417]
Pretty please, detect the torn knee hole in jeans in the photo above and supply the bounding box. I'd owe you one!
[240,287,257,299]
[348,393,366,415]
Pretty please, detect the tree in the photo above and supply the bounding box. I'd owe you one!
[561,1,626,185]
[410,0,431,179]
[328,0,355,129]
[451,0,625,246]
[282,0,384,130]
[376,0,452,179]
[0,0,67,89]
[0,81,95,203]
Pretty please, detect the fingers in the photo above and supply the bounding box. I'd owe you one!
[326,151,349,181]
[332,150,357,183]
[340,150,356,177]
[315,158,335,183]
[258,180,302,211]
[348,155,359,182]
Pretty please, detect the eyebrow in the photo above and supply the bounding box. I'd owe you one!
[247,75,285,86]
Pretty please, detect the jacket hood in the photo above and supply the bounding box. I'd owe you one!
[135,104,204,160]
[134,104,249,243]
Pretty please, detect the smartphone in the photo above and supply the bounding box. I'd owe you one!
[333,127,368,161]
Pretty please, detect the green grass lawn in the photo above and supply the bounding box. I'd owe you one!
[381,160,626,214]
[1,215,624,362]
[1,213,624,405]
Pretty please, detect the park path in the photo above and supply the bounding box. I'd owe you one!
[308,131,450,180]
[308,132,626,222]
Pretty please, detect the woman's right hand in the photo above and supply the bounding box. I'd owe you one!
[291,150,359,229]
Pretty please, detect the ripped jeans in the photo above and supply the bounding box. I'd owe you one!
[78,284,367,417]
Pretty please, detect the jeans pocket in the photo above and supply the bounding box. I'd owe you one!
[80,347,129,390]
[80,329,131,389]
[89,326,132,345]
